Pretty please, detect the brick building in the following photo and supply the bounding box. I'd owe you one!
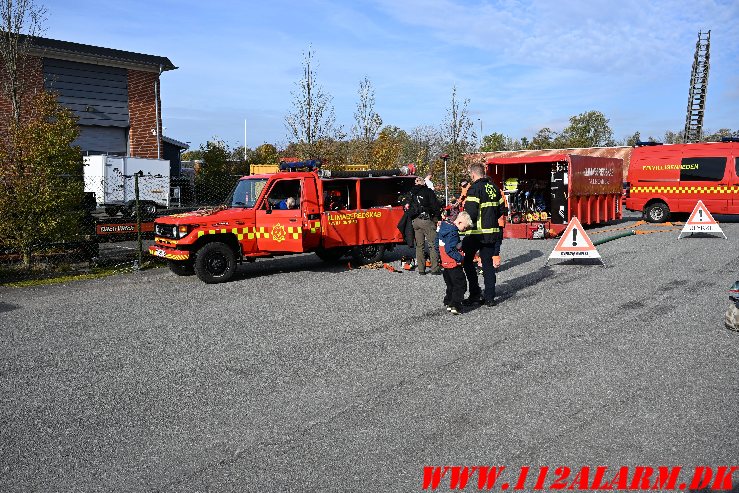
[2,35,180,164]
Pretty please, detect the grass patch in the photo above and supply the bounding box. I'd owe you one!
[0,260,165,288]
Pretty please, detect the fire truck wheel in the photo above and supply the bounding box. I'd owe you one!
[351,244,386,265]
[168,260,195,276]
[195,242,236,283]
[315,247,349,263]
[644,202,669,223]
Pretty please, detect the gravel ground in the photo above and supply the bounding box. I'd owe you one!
[1,214,738,492]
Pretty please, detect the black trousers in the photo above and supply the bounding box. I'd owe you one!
[442,265,467,307]
[462,235,502,302]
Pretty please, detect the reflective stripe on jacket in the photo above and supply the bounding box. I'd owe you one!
[463,177,505,243]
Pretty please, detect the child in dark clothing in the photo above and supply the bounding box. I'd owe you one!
[438,211,473,315]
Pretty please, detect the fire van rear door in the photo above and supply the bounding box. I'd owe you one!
[731,157,739,214]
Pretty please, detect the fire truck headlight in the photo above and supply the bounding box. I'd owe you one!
[176,225,190,239]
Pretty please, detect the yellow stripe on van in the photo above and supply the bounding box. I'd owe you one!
[631,186,739,194]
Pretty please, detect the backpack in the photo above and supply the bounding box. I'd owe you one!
[408,191,430,219]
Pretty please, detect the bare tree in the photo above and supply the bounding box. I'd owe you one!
[0,0,46,124]
[285,47,337,160]
[351,76,382,166]
[404,125,441,174]
[441,84,475,187]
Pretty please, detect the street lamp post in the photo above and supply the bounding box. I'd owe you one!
[478,118,483,151]
[440,153,450,205]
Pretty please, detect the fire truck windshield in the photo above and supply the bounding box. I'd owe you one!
[229,178,268,208]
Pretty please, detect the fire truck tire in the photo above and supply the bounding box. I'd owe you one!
[168,260,195,276]
[351,244,386,265]
[315,247,349,263]
[644,202,670,223]
[194,242,236,283]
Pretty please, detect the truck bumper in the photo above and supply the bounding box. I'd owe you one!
[149,245,190,261]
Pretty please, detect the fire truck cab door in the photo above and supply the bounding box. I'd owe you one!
[255,178,305,252]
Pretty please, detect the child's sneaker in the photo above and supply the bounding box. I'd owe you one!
[450,305,462,315]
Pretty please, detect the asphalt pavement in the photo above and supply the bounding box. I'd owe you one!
[1,214,738,492]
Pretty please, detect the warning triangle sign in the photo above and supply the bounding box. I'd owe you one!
[678,200,726,238]
[548,217,601,260]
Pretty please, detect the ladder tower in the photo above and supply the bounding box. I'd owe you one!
[683,30,710,143]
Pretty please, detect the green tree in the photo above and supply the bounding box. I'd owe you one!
[530,127,557,149]
[480,132,511,152]
[194,139,237,204]
[555,110,614,148]
[622,131,641,146]
[0,91,83,266]
[662,130,683,144]
[285,47,337,160]
[704,128,737,142]
[181,149,204,161]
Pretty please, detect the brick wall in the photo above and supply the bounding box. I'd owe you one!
[127,69,162,159]
[0,55,44,131]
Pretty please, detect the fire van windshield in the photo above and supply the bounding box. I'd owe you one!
[228,178,268,208]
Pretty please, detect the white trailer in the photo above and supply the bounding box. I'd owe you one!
[84,156,170,217]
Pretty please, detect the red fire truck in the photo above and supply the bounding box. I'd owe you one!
[149,162,415,283]
[625,140,739,222]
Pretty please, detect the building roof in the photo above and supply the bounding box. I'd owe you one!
[23,34,176,72]
[162,136,189,150]
[468,146,633,173]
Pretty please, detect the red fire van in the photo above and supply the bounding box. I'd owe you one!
[625,140,739,222]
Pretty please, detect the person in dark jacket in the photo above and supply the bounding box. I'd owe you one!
[462,163,507,306]
[438,211,473,315]
[407,177,442,275]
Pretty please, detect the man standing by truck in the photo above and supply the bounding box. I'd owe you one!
[408,176,442,275]
[462,163,506,306]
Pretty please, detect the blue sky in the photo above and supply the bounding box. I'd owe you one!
[49,0,739,150]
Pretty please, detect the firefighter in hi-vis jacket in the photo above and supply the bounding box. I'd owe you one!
[462,163,507,307]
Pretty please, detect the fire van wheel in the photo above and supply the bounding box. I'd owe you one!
[351,244,386,265]
[315,247,349,263]
[644,202,670,223]
[194,242,236,283]
[168,260,195,276]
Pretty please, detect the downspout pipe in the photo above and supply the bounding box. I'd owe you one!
[155,64,162,159]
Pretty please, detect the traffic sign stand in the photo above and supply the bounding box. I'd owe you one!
[677,200,727,239]
[546,217,604,267]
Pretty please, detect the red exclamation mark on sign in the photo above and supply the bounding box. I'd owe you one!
[572,229,578,246]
